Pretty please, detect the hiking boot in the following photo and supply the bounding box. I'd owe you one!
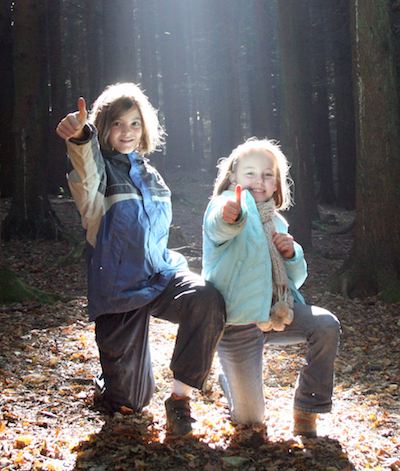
[293,410,317,438]
[165,393,196,437]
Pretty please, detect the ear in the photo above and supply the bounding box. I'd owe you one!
[228,172,236,185]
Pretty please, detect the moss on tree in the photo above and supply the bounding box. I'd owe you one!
[0,263,62,305]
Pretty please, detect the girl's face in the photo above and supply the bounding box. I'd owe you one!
[108,107,143,154]
[230,151,278,203]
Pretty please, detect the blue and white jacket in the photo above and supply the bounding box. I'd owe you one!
[202,190,307,326]
[66,124,187,321]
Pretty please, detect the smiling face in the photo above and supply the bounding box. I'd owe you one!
[108,107,143,154]
[231,150,278,203]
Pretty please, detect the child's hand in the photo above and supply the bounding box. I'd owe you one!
[222,184,242,224]
[273,232,295,259]
[56,97,88,140]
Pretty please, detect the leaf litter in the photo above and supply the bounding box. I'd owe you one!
[1,177,399,470]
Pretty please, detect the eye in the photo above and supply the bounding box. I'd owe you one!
[132,121,141,127]
[112,121,121,127]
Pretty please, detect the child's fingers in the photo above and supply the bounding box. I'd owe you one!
[235,184,242,204]
[222,200,241,224]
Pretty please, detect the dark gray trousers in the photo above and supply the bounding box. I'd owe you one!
[95,271,226,412]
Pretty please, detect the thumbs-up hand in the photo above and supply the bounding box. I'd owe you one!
[222,184,242,224]
[56,97,88,140]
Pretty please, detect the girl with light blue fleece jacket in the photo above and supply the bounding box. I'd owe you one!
[203,138,340,439]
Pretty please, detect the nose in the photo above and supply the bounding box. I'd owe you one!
[121,124,131,134]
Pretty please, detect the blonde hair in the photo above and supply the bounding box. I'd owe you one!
[213,138,293,210]
[89,83,165,155]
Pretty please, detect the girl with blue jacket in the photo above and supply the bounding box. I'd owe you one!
[203,138,340,438]
[56,83,225,437]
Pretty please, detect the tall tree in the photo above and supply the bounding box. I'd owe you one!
[47,0,68,194]
[204,0,242,169]
[310,0,336,204]
[157,0,193,168]
[102,0,136,86]
[85,0,104,104]
[0,1,15,198]
[135,0,160,108]
[335,0,400,300]
[247,0,280,140]
[277,0,316,248]
[332,0,356,210]
[3,0,59,239]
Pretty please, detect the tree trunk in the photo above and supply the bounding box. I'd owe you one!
[2,0,60,240]
[136,0,160,108]
[0,1,15,198]
[102,0,135,85]
[334,0,400,301]
[247,0,279,139]
[47,0,69,195]
[310,0,336,205]
[204,0,242,170]
[157,0,193,169]
[332,0,356,210]
[277,0,316,248]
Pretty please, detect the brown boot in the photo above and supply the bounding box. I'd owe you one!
[293,410,317,438]
[165,393,195,437]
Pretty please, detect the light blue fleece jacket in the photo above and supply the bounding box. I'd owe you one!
[202,189,307,325]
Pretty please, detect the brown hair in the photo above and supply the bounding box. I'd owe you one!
[89,83,165,155]
[213,138,293,210]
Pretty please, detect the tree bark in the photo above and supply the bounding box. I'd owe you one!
[277,0,316,248]
[157,0,193,168]
[332,0,357,210]
[334,0,400,301]
[310,0,336,205]
[0,1,15,198]
[247,0,279,139]
[3,0,60,240]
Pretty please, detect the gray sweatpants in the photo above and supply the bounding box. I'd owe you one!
[94,271,226,412]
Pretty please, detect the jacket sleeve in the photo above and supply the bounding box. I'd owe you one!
[66,124,106,248]
[203,193,248,246]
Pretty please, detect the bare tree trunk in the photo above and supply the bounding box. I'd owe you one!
[3,0,60,240]
[332,0,356,210]
[247,0,279,139]
[310,0,336,205]
[277,0,316,248]
[0,1,15,198]
[334,0,400,301]
[157,0,193,169]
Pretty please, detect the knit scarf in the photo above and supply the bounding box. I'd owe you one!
[256,199,294,331]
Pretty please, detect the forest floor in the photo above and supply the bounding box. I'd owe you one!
[1,169,400,471]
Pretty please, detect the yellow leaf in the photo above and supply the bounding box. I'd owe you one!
[15,436,33,449]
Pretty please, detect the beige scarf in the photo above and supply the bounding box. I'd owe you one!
[256,199,294,331]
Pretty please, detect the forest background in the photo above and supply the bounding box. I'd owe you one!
[0,1,400,470]
[1,0,400,298]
